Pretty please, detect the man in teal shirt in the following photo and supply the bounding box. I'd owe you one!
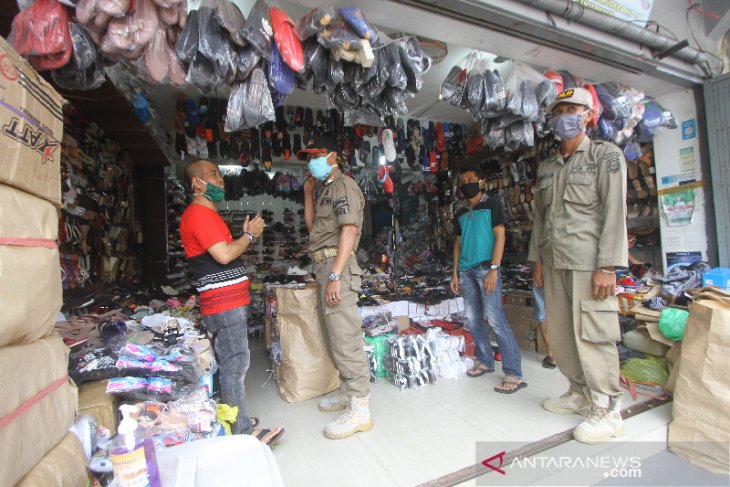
[450,165,525,393]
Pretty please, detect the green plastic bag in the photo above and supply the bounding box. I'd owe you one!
[365,334,396,378]
[659,307,689,341]
[620,355,669,386]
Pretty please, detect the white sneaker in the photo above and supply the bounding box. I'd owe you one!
[542,390,591,416]
[573,405,624,444]
[324,395,373,439]
[318,389,348,412]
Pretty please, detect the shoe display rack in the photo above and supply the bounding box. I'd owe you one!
[59,105,139,291]
[626,143,661,268]
[165,167,188,282]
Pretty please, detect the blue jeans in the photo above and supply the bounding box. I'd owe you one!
[459,266,523,378]
[532,283,546,322]
[203,305,252,434]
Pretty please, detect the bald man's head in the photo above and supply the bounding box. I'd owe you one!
[184,159,215,184]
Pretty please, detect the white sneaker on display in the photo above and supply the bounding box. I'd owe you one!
[324,395,373,440]
[318,389,348,412]
[542,390,592,416]
[573,404,624,444]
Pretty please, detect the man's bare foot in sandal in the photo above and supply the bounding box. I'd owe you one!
[494,376,527,394]
[467,361,495,377]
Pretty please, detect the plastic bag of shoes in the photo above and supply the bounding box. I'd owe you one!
[176,8,199,63]
[295,6,335,40]
[11,0,72,60]
[242,0,273,59]
[158,4,179,25]
[270,6,304,73]
[186,52,222,92]
[465,71,485,117]
[234,47,260,81]
[338,6,378,43]
[441,65,466,106]
[268,42,295,95]
[483,68,507,113]
[535,78,557,110]
[75,0,99,27]
[215,0,247,47]
[132,0,159,46]
[399,42,422,94]
[68,22,97,69]
[242,68,276,127]
[385,42,407,91]
[317,20,363,50]
[98,0,131,18]
[198,1,234,78]
[144,28,170,83]
[520,79,539,121]
[100,16,134,55]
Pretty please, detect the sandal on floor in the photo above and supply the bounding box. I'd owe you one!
[541,356,556,369]
[494,380,527,394]
[252,427,285,447]
[249,417,260,428]
[467,362,494,377]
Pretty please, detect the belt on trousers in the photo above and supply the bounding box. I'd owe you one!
[311,248,354,263]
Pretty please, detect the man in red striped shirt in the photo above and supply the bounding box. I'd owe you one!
[180,160,275,439]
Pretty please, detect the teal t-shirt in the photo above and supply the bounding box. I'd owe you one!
[455,194,506,271]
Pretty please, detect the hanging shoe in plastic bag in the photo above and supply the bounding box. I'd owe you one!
[483,68,507,114]
[52,27,106,90]
[520,80,539,121]
[270,6,304,73]
[75,0,99,27]
[187,51,222,92]
[11,0,72,63]
[98,0,131,18]
[343,106,383,127]
[198,0,234,79]
[159,5,180,26]
[225,82,246,140]
[242,68,276,127]
[295,6,335,40]
[176,8,199,63]
[595,117,616,141]
[330,83,361,110]
[69,21,97,69]
[235,46,260,81]
[216,0,247,47]
[100,15,134,55]
[317,20,363,50]
[465,71,485,118]
[582,83,602,128]
[441,64,466,106]
[131,0,159,48]
[534,79,556,111]
[399,40,423,94]
[241,0,273,59]
[143,28,170,83]
[593,83,617,121]
[338,6,378,43]
[166,41,186,85]
[543,70,563,93]
[268,42,295,95]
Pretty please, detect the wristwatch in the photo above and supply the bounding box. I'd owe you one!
[243,232,256,244]
[489,264,500,270]
[328,272,342,282]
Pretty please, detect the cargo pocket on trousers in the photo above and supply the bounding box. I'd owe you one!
[580,299,621,344]
[348,260,363,292]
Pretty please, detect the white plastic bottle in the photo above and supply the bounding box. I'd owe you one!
[110,405,162,487]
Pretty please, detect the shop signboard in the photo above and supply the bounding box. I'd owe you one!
[577,0,654,24]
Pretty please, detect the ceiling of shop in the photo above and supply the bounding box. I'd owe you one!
[3,0,723,167]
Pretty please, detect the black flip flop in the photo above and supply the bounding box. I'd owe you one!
[467,363,494,377]
[542,356,557,369]
[494,380,527,394]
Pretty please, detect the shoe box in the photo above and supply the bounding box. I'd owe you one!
[78,380,119,435]
[0,37,65,206]
[502,292,537,352]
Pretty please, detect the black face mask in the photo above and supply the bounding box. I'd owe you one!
[460,182,481,199]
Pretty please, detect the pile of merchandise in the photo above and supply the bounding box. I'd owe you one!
[10,1,431,128]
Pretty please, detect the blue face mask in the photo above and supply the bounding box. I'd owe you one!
[308,153,334,180]
[549,111,587,140]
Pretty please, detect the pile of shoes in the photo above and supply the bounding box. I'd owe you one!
[387,334,437,390]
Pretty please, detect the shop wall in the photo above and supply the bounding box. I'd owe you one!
[653,88,712,269]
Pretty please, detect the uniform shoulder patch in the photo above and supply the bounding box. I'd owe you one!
[605,152,622,173]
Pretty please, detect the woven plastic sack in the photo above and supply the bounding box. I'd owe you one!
[620,356,669,386]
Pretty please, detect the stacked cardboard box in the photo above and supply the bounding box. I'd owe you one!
[503,291,537,352]
[0,36,86,486]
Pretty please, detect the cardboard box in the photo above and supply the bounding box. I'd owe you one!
[395,315,411,331]
[0,37,64,206]
[0,184,61,348]
[16,432,90,487]
[0,334,78,486]
[79,380,118,434]
[508,315,537,353]
[702,268,730,291]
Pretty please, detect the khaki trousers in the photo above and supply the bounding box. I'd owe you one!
[315,255,369,398]
[543,265,623,408]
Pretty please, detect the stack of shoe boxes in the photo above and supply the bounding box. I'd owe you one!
[502,291,537,352]
[0,37,88,486]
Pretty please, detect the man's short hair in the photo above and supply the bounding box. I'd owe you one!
[184,159,211,184]
[459,165,484,180]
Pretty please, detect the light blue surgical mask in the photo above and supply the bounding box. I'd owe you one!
[308,153,334,181]
[549,111,588,140]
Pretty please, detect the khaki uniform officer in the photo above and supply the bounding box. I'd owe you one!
[528,87,628,445]
[299,136,372,440]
